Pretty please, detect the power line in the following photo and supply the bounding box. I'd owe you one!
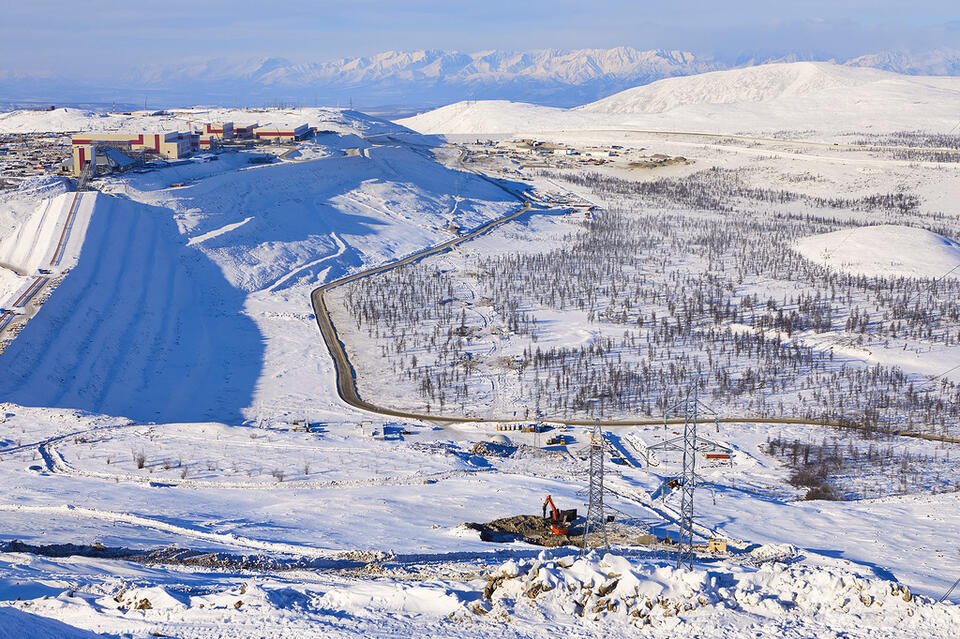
[939,575,960,603]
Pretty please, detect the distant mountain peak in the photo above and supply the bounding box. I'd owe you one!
[4,46,960,110]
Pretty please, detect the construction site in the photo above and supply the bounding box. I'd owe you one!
[460,405,736,569]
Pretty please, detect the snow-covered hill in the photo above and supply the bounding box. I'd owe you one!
[399,62,960,135]
[579,62,890,114]
[0,116,518,422]
[793,225,960,280]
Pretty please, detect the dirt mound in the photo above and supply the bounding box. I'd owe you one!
[466,514,571,546]
[466,515,658,548]
[469,441,517,457]
[469,440,567,460]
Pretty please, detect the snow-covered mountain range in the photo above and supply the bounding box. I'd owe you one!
[3,46,960,110]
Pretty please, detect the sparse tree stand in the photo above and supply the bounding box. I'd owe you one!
[581,421,609,554]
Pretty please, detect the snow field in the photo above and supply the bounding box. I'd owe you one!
[0,106,403,137]
[1,545,956,639]
[1,90,960,636]
[793,224,960,280]
[400,62,960,136]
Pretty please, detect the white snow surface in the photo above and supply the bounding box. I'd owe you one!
[1,94,960,637]
[399,62,960,135]
[580,62,900,113]
[0,106,402,136]
[794,225,960,280]
[0,109,517,423]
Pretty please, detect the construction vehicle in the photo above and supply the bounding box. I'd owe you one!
[542,494,577,535]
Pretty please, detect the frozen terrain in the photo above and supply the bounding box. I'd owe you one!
[793,225,960,280]
[400,61,960,135]
[0,64,959,637]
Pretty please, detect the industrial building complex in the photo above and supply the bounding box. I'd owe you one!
[65,120,311,177]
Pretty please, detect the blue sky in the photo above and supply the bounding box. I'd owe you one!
[2,0,958,76]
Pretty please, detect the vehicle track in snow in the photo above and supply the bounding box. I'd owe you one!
[34,436,489,492]
[0,504,348,560]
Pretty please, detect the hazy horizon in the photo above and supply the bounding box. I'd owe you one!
[2,0,959,79]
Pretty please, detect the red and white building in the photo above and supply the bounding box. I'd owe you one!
[70,132,195,176]
[253,123,311,141]
[233,123,258,139]
[198,122,234,149]
[201,122,234,139]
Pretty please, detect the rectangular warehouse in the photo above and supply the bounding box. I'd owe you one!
[70,132,195,176]
[253,123,311,141]
[233,123,258,139]
[201,122,234,140]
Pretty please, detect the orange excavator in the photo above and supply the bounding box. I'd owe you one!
[542,495,577,535]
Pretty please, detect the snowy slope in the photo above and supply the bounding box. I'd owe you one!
[127,144,517,292]
[793,225,960,280]
[0,132,518,422]
[0,193,94,275]
[0,176,73,238]
[0,607,103,639]
[579,62,889,113]
[397,100,597,135]
[400,62,960,135]
[0,194,263,423]
[0,178,74,301]
[0,106,401,136]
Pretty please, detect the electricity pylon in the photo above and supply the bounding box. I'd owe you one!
[581,420,609,554]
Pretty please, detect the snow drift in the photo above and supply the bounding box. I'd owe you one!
[474,551,960,636]
[793,225,960,280]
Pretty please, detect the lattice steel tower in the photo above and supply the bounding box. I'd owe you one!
[581,420,609,553]
[676,385,699,570]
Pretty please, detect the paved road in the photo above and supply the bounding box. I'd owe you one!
[528,127,960,155]
[311,198,534,422]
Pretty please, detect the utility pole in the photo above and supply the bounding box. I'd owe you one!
[581,420,608,554]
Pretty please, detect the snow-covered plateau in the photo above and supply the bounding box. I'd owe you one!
[0,64,959,637]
